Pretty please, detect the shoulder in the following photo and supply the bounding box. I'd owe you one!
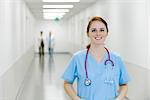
[72,49,87,59]
[108,50,125,66]
[109,50,122,60]
[110,51,120,57]
[68,49,86,63]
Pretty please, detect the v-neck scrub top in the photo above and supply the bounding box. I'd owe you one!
[62,49,130,100]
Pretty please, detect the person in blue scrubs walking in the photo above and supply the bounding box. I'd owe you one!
[62,16,130,100]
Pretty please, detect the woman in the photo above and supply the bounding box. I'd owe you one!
[62,16,130,100]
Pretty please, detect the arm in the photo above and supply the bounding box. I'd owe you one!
[115,84,128,100]
[64,81,80,100]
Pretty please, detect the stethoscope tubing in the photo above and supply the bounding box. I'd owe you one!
[85,48,89,79]
[84,47,114,86]
[104,47,114,67]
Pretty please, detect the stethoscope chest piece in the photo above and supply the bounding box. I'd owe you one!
[84,78,91,86]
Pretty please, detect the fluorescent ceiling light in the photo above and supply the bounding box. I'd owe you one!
[43,0,80,2]
[43,12,66,16]
[43,5,74,8]
[44,16,63,20]
[43,12,66,19]
[43,9,69,13]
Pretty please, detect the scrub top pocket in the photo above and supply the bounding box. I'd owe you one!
[103,64,116,98]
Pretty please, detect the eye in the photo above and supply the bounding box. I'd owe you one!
[91,29,96,32]
[100,28,105,32]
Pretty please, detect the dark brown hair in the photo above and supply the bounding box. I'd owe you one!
[86,16,108,49]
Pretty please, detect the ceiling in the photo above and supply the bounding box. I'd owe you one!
[25,0,97,20]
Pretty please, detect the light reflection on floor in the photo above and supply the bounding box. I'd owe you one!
[17,53,71,100]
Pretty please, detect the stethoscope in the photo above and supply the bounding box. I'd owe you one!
[84,47,114,86]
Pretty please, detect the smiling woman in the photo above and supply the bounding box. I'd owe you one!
[62,16,130,100]
[86,16,108,48]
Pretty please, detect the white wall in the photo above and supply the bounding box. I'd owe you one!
[0,0,35,99]
[0,0,35,76]
[146,0,150,69]
[67,14,89,54]
[35,20,69,53]
[146,0,150,98]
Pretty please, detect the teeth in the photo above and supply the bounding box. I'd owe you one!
[95,37,102,40]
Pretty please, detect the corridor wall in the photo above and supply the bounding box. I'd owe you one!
[0,0,35,99]
[146,0,150,99]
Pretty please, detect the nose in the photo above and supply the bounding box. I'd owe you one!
[96,31,103,36]
[96,30,107,36]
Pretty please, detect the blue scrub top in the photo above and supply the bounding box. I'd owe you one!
[62,49,130,100]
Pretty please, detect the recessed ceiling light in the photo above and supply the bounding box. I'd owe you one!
[43,9,69,13]
[43,12,66,15]
[43,0,80,2]
[43,15,63,20]
[43,12,66,18]
[43,5,74,8]
[43,13,66,16]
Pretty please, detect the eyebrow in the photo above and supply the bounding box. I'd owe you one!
[91,27,105,30]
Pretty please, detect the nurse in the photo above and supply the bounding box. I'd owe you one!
[62,16,130,100]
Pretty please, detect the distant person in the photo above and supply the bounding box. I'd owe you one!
[39,31,44,56]
[47,31,55,55]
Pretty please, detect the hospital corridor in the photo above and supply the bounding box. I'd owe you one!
[0,0,150,100]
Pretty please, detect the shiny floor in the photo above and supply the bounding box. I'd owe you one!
[17,53,71,100]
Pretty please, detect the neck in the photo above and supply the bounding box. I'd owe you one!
[90,44,105,53]
[89,44,106,62]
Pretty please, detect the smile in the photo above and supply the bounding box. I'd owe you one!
[95,37,102,40]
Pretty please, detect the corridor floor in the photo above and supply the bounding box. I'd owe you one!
[17,53,71,100]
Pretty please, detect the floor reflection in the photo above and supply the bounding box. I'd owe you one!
[17,53,70,100]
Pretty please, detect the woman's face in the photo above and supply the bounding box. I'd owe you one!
[88,21,108,45]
